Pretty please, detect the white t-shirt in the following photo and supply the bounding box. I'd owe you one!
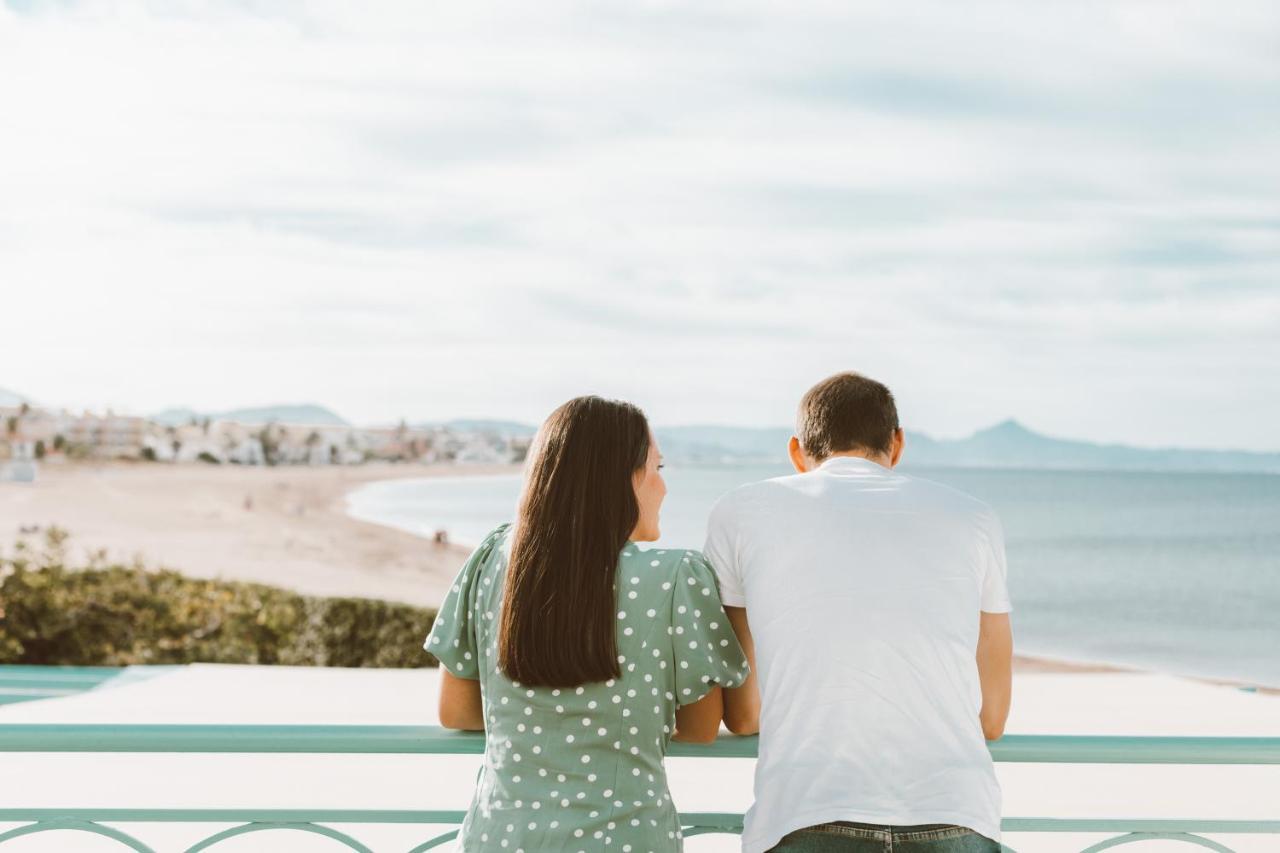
[703,455,1012,853]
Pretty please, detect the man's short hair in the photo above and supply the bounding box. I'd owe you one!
[796,372,900,460]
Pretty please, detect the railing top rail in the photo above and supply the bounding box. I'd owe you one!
[0,725,1277,763]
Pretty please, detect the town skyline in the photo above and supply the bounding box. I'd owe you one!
[4,386,1279,462]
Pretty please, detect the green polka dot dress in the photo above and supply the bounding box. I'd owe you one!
[424,524,749,852]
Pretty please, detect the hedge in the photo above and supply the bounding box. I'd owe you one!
[0,528,440,668]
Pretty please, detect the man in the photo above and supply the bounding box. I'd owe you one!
[704,372,1013,853]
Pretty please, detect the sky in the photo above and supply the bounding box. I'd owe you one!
[1,1,1278,450]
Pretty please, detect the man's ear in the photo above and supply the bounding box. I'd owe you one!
[888,427,906,468]
[788,436,809,473]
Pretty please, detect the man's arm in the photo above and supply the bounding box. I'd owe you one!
[976,611,1013,740]
[438,669,485,731]
[722,606,760,735]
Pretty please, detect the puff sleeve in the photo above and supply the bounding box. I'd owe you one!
[423,524,508,678]
[670,550,750,706]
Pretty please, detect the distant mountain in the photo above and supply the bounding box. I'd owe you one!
[150,404,349,427]
[655,425,791,462]
[221,404,350,426]
[904,419,1280,473]
[655,419,1280,474]
[149,407,202,426]
[0,387,34,408]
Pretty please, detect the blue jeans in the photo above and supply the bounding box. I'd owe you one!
[767,821,1000,852]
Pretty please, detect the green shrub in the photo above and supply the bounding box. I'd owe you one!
[0,528,440,668]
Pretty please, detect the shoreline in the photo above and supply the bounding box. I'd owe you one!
[344,470,523,549]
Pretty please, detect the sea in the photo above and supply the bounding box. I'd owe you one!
[347,464,1280,689]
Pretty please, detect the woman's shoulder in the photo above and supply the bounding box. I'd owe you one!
[473,523,513,561]
[453,524,513,590]
[619,544,701,566]
[618,546,713,588]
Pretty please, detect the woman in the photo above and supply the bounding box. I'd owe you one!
[425,396,749,851]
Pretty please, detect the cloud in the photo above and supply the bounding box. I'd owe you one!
[0,0,1278,450]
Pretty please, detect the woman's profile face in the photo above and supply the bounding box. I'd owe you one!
[630,437,666,542]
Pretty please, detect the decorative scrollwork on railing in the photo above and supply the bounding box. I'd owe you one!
[0,818,157,852]
[1076,832,1237,852]
[183,822,375,852]
[403,829,461,852]
[0,820,744,852]
[0,816,1271,852]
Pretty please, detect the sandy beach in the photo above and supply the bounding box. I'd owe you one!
[0,461,1120,677]
[0,461,517,608]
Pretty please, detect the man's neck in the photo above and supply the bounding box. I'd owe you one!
[824,450,892,467]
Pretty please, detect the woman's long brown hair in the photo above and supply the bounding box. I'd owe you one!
[498,396,649,687]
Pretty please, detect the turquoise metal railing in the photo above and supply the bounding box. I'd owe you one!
[0,725,1277,852]
[0,666,123,706]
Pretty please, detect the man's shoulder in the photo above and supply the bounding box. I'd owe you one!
[898,470,1000,522]
[709,472,811,516]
